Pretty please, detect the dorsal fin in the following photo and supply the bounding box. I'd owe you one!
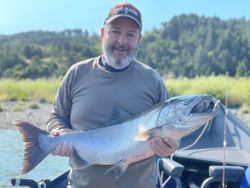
[105,106,134,126]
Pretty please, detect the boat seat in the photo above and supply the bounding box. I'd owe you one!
[158,158,184,188]
[200,165,245,188]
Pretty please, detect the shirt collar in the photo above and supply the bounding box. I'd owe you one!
[100,56,131,72]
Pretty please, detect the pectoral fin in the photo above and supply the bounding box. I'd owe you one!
[104,159,130,179]
[69,147,91,170]
[134,127,162,141]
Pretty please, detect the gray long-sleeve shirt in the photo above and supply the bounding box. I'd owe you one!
[47,56,168,188]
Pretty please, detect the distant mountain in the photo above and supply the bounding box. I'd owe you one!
[0,34,7,39]
[1,14,250,79]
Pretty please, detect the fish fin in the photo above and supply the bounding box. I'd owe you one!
[15,120,50,175]
[134,127,162,141]
[105,106,133,126]
[69,147,91,170]
[104,159,129,179]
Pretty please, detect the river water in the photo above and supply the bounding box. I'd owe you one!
[0,130,68,187]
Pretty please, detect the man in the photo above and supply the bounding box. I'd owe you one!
[47,2,179,188]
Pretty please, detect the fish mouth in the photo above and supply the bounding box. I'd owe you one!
[190,96,218,115]
[180,96,218,127]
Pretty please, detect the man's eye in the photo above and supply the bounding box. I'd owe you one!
[128,33,136,37]
[111,30,120,34]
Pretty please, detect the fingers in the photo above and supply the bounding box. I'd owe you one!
[52,141,73,157]
[51,128,73,157]
[151,139,173,157]
[51,128,72,136]
[51,129,61,136]
[163,138,179,150]
[150,138,179,157]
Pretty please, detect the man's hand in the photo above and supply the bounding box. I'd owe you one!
[51,128,73,157]
[150,138,179,157]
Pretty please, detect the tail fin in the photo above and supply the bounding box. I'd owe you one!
[15,120,50,175]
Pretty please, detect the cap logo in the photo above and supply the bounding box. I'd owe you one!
[105,3,142,29]
[124,8,128,14]
[114,4,139,16]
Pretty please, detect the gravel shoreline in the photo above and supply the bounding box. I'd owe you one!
[0,101,250,130]
[0,101,52,130]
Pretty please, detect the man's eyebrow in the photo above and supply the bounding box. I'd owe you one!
[109,26,139,34]
[115,27,138,32]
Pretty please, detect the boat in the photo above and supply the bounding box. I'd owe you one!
[160,103,250,187]
[11,103,250,187]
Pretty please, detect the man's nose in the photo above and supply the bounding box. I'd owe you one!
[117,34,128,45]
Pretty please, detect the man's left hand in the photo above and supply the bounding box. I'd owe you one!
[150,138,179,157]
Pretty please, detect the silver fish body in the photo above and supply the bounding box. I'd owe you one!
[16,94,217,178]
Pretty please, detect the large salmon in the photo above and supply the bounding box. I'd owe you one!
[15,94,217,178]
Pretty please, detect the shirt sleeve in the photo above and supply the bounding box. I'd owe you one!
[46,66,75,133]
[158,80,168,102]
[155,71,168,103]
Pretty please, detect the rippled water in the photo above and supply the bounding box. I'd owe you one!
[0,130,68,187]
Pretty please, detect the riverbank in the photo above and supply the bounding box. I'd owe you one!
[0,101,250,130]
[0,101,52,130]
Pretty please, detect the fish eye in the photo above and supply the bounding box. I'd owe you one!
[184,100,190,106]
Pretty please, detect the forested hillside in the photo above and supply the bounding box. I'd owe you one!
[1,14,250,79]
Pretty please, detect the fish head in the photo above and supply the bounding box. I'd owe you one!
[157,94,217,138]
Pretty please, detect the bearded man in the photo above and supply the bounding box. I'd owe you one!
[47,2,179,188]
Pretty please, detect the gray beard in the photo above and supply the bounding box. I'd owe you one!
[102,43,138,70]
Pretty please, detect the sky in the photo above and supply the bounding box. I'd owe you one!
[1,0,250,35]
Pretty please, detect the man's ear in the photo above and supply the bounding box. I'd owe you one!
[101,27,105,38]
[138,33,142,42]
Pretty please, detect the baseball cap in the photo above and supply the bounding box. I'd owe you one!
[104,2,142,29]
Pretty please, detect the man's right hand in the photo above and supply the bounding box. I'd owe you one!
[51,128,73,157]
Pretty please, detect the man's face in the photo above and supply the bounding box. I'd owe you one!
[101,17,141,70]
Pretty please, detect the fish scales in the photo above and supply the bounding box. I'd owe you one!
[15,94,217,178]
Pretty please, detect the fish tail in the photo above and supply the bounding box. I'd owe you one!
[15,120,50,175]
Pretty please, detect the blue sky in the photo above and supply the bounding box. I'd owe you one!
[1,0,250,35]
